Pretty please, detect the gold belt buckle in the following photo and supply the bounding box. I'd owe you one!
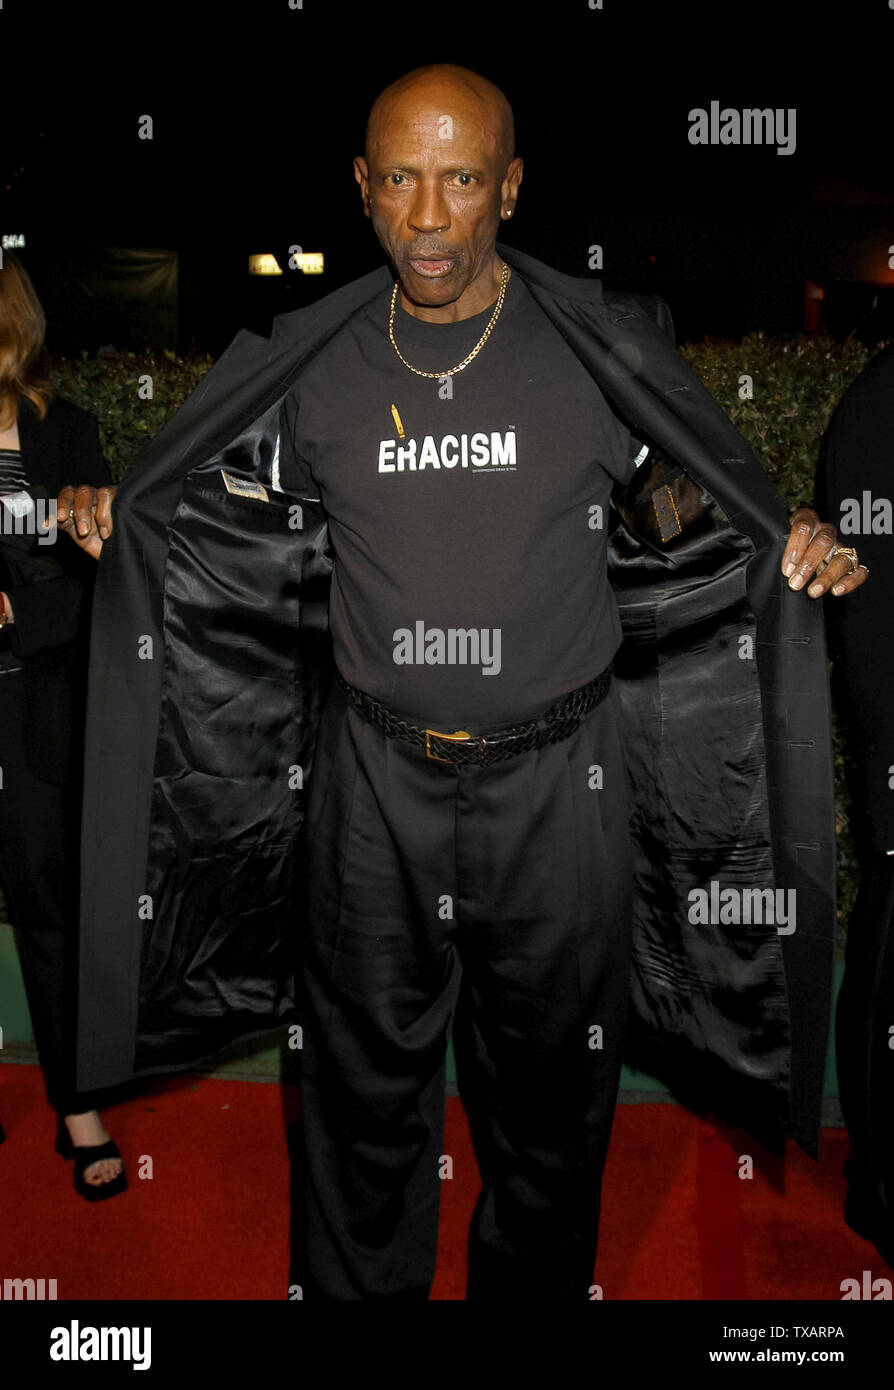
[425,727,471,764]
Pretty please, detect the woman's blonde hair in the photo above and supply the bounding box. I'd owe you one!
[0,250,54,432]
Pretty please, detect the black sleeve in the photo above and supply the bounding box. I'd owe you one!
[601,410,635,486]
[816,345,894,854]
[277,387,316,493]
[3,571,82,658]
[4,403,111,657]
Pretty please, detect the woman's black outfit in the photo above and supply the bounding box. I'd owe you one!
[0,393,111,1118]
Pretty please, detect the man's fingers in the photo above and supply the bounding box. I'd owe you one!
[781,507,868,598]
[806,550,861,597]
[808,556,870,598]
[53,483,114,559]
[94,485,116,540]
[786,523,837,590]
[55,483,97,538]
[781,509,820,577]
[53,485,77,533]
[830,564,869,596]
[72,483,100,539]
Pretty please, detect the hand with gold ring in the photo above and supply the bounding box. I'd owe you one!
[780,507,869,598]
[51,483,118,561]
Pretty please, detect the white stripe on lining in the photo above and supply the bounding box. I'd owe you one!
[270,433,283,493]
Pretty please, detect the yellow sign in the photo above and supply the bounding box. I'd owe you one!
[294,252,324,275]
[248,254,283,276]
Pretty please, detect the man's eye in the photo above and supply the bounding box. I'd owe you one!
[389,174,405,185]
[456,173,474,186]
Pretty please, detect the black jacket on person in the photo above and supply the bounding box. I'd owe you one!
[814,342,894,859]
[0,395,111,782]
[74,244,837,1157]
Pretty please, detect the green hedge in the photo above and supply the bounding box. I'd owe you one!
[50,349,214,482]
[50,333,884,940]
[678,333,873,511]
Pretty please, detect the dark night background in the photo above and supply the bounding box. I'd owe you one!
[2,0,893,355]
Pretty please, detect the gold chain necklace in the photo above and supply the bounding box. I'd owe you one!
[387,262,510,379]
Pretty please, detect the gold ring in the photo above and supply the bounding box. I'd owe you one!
[832,545,860,574]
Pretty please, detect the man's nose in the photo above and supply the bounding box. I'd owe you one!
[407,180,449,233]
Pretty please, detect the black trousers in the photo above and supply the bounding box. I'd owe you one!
[836,851,894,1220]
[294,675,633,1300]
[0,668,95,1115]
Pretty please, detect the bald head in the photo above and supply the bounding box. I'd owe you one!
[366,64,515,172]
[354,62,523,321]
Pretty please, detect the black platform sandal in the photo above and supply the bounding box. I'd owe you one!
[55,1117,128,1202]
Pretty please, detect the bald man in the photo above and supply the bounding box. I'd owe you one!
[65,64,861,1302]
[283,68,637,1302]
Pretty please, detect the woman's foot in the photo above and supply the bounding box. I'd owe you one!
[62,1110,124,1188]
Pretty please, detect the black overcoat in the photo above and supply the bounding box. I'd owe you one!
[75,245,836,1157]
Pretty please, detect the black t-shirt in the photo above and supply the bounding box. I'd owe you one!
[281,271,634,726]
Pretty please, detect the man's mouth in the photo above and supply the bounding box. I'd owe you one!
[408,257,455,277]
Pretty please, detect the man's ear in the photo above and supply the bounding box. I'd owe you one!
[354,156,371,217]
[500,155,524,213]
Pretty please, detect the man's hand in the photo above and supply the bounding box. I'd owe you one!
[781,507,868,598]
[52,484,117,560]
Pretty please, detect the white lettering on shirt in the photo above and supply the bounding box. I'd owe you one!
[377,431,516,474]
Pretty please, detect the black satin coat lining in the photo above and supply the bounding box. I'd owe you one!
[137,450,333,1059]
[609,487,792,1107]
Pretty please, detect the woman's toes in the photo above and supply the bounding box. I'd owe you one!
[85,1159,122,1185]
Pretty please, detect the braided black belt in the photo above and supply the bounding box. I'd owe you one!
[335,667,612,766]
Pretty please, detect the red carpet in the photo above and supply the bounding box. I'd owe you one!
[0,1062,884,1300]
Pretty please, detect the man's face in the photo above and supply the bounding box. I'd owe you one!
[355,85,521,316]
